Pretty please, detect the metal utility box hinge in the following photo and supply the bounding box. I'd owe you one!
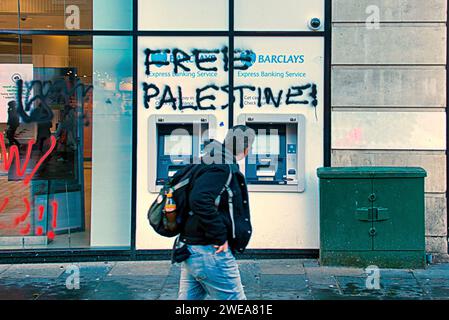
[356,207,390,222]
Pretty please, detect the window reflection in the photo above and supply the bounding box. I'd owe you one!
[0,35,132,249]
[0,0,132,30]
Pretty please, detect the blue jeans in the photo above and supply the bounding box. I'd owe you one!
[178,244,246,300]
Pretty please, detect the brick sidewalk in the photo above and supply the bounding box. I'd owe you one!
[0,259,448,300]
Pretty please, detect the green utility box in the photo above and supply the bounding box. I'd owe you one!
[317,167,427,269]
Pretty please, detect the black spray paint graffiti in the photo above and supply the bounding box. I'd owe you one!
[15,78,93,125]
[144,47,253,75]
[142,47,318,114]
[143,83,318,111]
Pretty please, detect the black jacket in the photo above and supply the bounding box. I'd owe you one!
[180,141,252,254]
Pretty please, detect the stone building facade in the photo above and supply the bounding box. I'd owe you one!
[331,0,448,255]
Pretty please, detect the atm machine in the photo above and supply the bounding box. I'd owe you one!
[237,114,306,193]
[148,114,216,192]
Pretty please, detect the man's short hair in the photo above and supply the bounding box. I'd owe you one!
[224,125,256,156]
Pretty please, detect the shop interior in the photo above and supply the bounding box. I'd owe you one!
[0,32,94,249]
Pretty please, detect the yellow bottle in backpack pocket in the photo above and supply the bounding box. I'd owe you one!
[164,191,177,232]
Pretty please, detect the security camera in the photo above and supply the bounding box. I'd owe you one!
[308,17,321,31]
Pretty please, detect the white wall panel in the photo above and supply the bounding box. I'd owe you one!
[235,0,325,31]
[138,0,228,31]
[332,111,446,150]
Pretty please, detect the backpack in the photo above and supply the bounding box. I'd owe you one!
[148,164,198,237]
[148,163,233,238]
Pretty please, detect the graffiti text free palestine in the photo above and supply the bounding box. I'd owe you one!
[143,83,318,111]
[142,47,318,111]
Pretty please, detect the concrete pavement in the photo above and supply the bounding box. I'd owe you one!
[1,259,449,300]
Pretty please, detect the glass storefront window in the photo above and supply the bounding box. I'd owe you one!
[0,0,132,30]
[0,34,132,249]
[0,0,20,29]
[91,36,133,247]
[93,0,132,30]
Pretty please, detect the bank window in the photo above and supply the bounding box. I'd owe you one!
[0,0,132,30]
[0,35,133,250]
[138,0,228,31]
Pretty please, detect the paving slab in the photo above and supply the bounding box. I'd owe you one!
[77,263,115,282]
[36,277,99,300]
[424,263,449,270]
[73,261,116,268]
[110,261,172,276]
[240,277,260,293]
[241,282,261,297]
[421,288,449,300]
[236,259,258,265]
[333,295,382,301]
[413,264,449,279]
[302,259,320,268]
[260,274,308,292]
[97,275,167,291]
[0,277,55,300]
[377,269,415,279]
[244,289,262,300]
[238,261,261,289]
[305,266,365,277]
[36,263,115,300]
[0,265,11,275]
[91,289,161,300]
[261,289,311,300]
[3,263,66,278]
[90,279,163,300]
[258,259,305,275]
[163,265,181,288]
[238,260,260,273]
[380,278,427,299]
[310,287,343,300]
[1,260,449,300]
[305,272,338,287]
[419,278,449,299]
[158,287,179,300]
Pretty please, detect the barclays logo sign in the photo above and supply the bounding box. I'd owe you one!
[239,50,257,68]
[240,50,305,67]
[257,53,305,64]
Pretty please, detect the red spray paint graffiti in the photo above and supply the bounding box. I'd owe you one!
[0,132,58,239]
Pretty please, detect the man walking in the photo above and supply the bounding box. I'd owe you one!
[177,125,256,300]
[6,101,20,148]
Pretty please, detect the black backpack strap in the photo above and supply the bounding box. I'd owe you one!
[173,177,190,191]
[213,165,236,239]
[214,164,233,207]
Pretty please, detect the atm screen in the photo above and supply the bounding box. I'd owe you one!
[253,133,280,155]
[164,134,192,156]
